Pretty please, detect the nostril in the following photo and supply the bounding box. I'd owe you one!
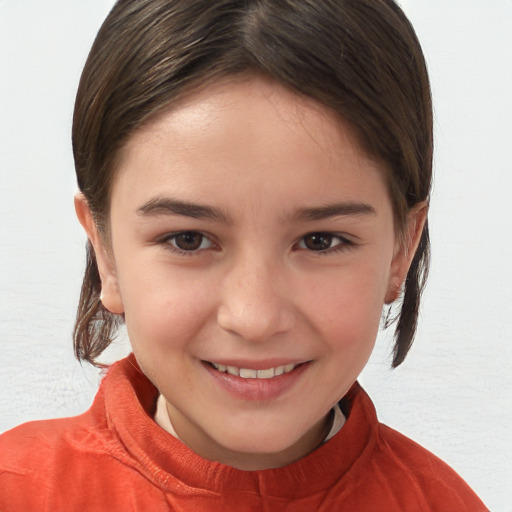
[216,300,296,343]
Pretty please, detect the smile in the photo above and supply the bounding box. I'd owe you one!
[209,362,299,379]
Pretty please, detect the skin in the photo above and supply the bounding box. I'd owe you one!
[76,76,426,470]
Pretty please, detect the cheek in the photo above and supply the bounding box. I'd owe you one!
[119,263,216,353]
[304,267,388,349]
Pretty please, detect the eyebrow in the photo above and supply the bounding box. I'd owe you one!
[137,197,375,224]
[136,197,230,223]
[293,202,376,221]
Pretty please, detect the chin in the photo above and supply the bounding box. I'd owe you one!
[212,420,318,462]
[225,433,293,454]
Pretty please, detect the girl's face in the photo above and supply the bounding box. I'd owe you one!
[80,76,424,470]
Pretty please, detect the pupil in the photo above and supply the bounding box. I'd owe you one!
[176,232,202,251]
[305,233,332,251]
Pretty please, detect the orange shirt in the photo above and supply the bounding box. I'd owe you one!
[0,355,487,511]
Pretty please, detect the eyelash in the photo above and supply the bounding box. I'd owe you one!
[159,231,217,256]
[158,231,354,256]
[295,232,354,255]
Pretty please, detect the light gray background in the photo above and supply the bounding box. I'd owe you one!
[1,1,511,510]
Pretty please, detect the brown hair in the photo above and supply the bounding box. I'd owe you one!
[73,0,432,368]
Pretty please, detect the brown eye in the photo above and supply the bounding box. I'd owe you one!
[302,233,335,251]
[171,232,208,251]
[297,232,352,254]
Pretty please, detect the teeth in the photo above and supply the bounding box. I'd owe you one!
[240,368,258,378]
[226,366,238,376]
[274,366,284,376]
[257,368,275,379]
[211,362,298,379]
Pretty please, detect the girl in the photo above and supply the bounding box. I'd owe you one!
[0,0,488,510]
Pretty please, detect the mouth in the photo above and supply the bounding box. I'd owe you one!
[207,361,301,379]
[203,359,311,401]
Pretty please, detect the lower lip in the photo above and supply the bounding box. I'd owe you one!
[203,361,310,401]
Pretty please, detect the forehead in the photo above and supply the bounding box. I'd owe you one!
[112,76,391,217]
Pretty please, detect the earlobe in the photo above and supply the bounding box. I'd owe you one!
[385,201,428,304]
[74,193,125,315]
[385,281,402,304]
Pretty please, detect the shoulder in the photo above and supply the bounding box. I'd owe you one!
[0,410,106,460]
[372,422,488,510]
[0,357,163,511]
[376,422,466,480]
[340,384,488,511]
[0,410,110,481]
[0,396,117,510]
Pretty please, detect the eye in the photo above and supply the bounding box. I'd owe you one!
[297,232,352,253]
[164,231,214,253]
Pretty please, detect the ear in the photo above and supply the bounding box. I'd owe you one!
[385,201,428,304]
[74,193,124,314]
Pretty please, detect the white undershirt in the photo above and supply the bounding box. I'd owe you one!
[154,394,346,444]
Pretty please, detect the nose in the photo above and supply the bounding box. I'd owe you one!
[217,255,297,343]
